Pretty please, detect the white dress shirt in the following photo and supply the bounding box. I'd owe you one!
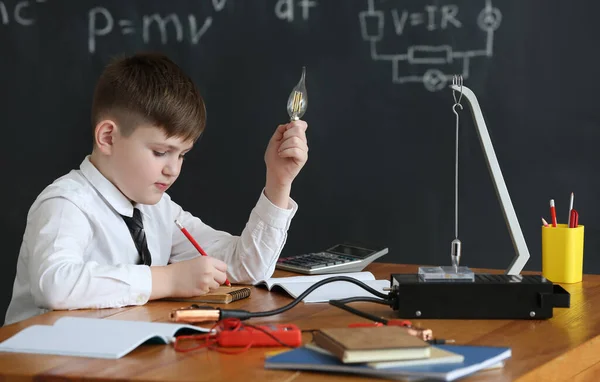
[5,156,297,325]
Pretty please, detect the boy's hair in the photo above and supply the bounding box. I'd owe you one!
[91,52,206,142]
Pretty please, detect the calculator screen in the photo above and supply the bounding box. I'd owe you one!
[327,245,374,259]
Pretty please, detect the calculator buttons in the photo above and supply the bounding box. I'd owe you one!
[278,252,358,271]
[276,245,388,274]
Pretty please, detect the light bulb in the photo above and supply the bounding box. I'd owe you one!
[287,66,307,121]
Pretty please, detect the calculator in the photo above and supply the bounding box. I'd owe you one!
[276,243,389,275]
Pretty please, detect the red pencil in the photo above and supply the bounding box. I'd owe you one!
[549,199,557,227]
[541,217,549,227]
[174,220,231,287]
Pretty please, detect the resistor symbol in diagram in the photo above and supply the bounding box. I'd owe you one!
[359,0,502,91]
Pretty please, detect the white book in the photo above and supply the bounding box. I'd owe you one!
[254,271,390,303]
[0,316,209,359]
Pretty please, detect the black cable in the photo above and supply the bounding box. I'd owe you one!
[219,275,390,320]
[427,339,455,345]
[329,297,391,324]
[250,276,388,318]
[216,278,450,343]
[332,296,391,305]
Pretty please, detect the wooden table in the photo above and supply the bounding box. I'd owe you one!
[1,263,600,381]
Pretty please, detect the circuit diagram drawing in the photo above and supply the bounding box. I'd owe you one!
[359,0,502,91]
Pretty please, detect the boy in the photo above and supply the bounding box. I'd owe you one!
[4,53,309,325]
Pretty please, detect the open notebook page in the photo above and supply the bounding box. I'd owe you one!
[254,272,390,303]
[0,316,209,359]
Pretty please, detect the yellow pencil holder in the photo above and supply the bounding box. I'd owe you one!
[542,224,584,284]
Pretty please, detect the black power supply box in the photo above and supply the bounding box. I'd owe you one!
[390,273,570,319]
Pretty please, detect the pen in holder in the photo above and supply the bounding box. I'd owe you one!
[542,224,584,283]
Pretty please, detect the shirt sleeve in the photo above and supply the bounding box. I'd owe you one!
[26,198,152,311]
[170,190,297,284]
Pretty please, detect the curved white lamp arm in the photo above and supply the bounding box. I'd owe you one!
[451,85,530,275]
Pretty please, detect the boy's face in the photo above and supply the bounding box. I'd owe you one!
[110,125,193,205]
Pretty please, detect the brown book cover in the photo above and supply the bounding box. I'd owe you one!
[313,326,430,363]
[164,286,251,304]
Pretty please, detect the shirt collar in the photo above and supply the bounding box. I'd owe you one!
[80,156,136,218]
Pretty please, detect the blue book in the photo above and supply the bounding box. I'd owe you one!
[265,344,511,381]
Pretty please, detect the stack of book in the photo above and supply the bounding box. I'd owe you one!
[265,326,511,381]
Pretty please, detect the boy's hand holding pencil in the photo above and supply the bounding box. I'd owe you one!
[168,256,229,296]
[175,219,231,288]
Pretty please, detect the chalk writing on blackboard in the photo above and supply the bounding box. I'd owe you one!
[359,0,502,91]
[2,0,499,91]
[0,0,47,26]
[87,0,318,54]
[274,0,318,23]
[88,7,218,54]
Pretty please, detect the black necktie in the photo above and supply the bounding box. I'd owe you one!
[121,208,152,266]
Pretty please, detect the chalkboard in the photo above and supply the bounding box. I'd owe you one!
[2,0,600,324]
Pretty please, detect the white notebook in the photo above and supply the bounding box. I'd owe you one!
[0,316,209,359]
[254,271,390,303]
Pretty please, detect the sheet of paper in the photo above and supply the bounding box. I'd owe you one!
[274,279,390,303]
[256,271,375,290]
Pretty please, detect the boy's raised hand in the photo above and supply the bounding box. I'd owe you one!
[264,120,309,207]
